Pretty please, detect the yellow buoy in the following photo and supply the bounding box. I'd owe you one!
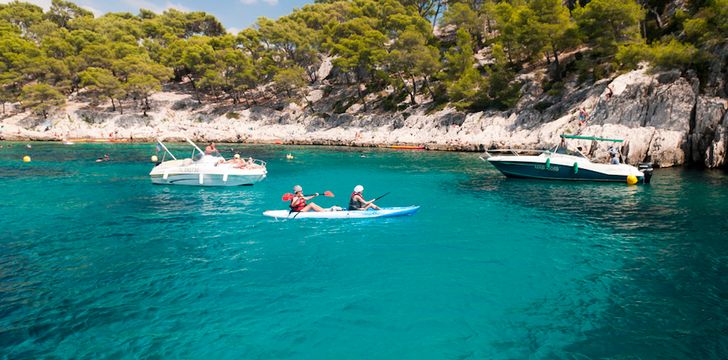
[151,155,159,162]
[626,175,638,185]
[22,155,31,163]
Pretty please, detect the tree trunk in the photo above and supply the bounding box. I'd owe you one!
[189,77,202,104]
[432,1,442,27]
[110,97,116,112]
[356,73,366,111]
[118,99,123,114]
[552,43,561,80]
[410,75,418,105]
[423,76,435,97]
[143,96,149,116]
[649,8,664,29]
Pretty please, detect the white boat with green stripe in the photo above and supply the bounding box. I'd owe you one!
[481,135,653,184]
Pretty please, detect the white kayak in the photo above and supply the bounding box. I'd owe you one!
[263,206,420,219]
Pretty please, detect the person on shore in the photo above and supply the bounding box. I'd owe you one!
[205,142,218,155]
[290,185,324,212]
[349,185,381,211]
[578,107,589,125]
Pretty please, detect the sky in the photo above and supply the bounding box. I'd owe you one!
[0,0,314,33]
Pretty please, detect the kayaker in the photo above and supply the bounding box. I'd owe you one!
[349,185,381,211]
[290,185,324,212]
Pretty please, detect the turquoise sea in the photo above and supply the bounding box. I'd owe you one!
[1,141,727,359]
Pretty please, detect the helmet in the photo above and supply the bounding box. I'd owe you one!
[293,185,303,192]
[354,185,364,193]
[233,154,241,159]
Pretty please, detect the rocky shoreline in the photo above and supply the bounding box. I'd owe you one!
[2,67,726,168]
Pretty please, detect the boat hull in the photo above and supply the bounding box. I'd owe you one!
[263,206,420,219]
[487,155,645,183]
[151,173,266,186]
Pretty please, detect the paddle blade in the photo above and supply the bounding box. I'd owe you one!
[323,191,335,197]
[281,193,294,201]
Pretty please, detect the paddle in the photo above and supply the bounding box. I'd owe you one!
[369,192,390,204]
[282,191,334,202]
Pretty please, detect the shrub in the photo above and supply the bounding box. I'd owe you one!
[648,39,698,70]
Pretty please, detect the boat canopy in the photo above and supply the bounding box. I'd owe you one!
[560,134,624,143]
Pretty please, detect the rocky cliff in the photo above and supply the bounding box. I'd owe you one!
[1,65,726,169]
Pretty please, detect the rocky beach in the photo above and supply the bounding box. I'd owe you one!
[2,64,726,169]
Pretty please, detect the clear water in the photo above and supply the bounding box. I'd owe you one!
[1,142,726,359]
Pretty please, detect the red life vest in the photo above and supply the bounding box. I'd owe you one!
[290,196,306,212]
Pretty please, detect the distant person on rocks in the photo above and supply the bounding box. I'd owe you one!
[605,85,613,101]
[578,107,589,125]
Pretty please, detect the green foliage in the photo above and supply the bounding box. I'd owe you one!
[574,0,644,55]
[273,66,307,98]
[683,0,728,47]
[387,26,440,104]
[616,39,698,71]
[441,2,481,47]
[79,67,124,110]
[0,0,724,119]
[615,42,649,69]
[20,83,65,118]
[647,39,699,70]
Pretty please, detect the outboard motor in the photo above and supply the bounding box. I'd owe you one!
[638,162,654,184]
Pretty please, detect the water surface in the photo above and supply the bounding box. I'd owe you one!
[1,142,726,359]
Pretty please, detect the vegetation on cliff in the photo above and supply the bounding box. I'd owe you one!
[0,0,725,118]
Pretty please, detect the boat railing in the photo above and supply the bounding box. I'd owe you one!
[251,159,267,167]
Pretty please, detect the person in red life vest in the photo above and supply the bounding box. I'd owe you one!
[290,185,325,212]
[349,185,381,211]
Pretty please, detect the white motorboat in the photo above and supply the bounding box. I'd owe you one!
[481,135,653,184]
[149,138,267,186]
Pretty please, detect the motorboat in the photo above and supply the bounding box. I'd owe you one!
[481,134,653,184]
[149,138,267,186]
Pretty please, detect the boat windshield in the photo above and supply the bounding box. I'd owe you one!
[554,146,587,158]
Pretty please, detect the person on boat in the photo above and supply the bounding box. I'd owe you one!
[224,153,243,167]
[349,185,381,211]
[205,142,218,155]
[290,185,324,213]
[96,154,110,162]
[609,146,620,164]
